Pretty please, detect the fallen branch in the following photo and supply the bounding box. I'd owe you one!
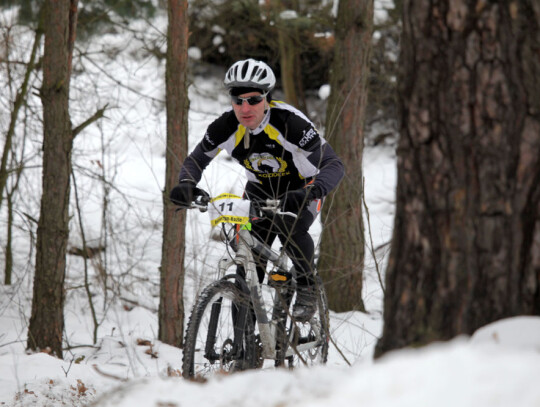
[119,296,158,313]
[92,364,128,382]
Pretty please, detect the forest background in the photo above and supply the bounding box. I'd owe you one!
[1,0,540,406]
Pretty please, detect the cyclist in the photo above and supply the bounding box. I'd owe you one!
[170,59,344,322]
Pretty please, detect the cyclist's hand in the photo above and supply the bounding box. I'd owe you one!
[170,181,208,207]
[282,185,323,212]
[282,189,310,212]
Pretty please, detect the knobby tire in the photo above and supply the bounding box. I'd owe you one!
[182,279,256,379]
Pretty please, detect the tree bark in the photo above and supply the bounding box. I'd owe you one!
[376,0,540,356]
[27,0,78,359]
[275,0,306,112]
[158,0,190,348]
[318,0,373,312]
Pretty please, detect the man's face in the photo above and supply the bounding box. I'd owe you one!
[231,91,267,130]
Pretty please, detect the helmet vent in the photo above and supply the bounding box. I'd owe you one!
[241,61,250,78]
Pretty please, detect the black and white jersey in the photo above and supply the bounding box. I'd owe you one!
[179,100,344,199]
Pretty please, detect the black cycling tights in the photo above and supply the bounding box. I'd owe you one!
[250,209,316,287]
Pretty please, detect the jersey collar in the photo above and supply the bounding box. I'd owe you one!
[249,108,271,135]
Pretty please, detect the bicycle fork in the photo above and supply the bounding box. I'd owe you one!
[204,290,251,364]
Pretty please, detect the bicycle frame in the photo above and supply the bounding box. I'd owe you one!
[217,227,289,359]
[217,226,325,362]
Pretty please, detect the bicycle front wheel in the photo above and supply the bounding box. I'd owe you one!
[182,279,257,379]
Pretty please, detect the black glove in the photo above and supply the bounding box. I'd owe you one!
[282,185,322,212]
[170,181,207,207]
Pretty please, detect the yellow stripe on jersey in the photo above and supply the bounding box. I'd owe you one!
[264,124,282,145]
[235,125,246,148]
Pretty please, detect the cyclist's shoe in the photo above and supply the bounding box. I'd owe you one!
[292,285,317,323]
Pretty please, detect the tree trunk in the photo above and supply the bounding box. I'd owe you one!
[376,1,540,356]
[274,0,307,112]
[27,0,78,359]
[318,0,373,312]
[158,0,190,348]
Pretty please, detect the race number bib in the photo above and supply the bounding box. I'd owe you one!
[208,193,251,227]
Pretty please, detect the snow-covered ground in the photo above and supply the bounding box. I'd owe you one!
[1,6,540,407]
[2,305,540,406]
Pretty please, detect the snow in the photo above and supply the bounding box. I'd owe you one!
[280,10,299,20]
[188,47,202,60]
[3,318,540,406]
[1,6,540,407]
[318,84,331,101]
[90,339,540,407]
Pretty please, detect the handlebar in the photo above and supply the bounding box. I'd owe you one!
[188,194,297,219]
[258,199,298,218]
[190,194,210,212]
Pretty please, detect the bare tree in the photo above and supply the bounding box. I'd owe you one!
[3,122,28,285]
[272,0,307,112]
[158,0,190,348]
[27,0,78,358]
[0,12,43,211]
[1,12,44,286]
[318,0,373,312]
[376,1,540,356]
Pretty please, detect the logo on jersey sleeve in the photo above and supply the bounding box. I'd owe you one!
[243,153,290,178]
[299,127,317,147]
[204,131,216,146]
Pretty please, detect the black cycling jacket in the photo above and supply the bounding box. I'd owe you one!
[179,100,344,200]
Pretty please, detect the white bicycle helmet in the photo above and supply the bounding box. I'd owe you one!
[224,59,276,92]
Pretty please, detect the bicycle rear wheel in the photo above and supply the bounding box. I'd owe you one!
[182,279,257,379]
[282,278,329,368]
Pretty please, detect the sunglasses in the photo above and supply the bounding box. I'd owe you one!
[231,92,267,106]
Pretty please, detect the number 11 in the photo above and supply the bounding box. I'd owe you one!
[219,202,234,212]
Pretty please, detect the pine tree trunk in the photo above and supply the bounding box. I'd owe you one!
[376,1,540,356]
[318,0,373,312]
[158,0,190,348]
[27,0,78,359]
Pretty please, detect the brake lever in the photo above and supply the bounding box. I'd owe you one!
[261,199,297,219]
[191,195,209,212]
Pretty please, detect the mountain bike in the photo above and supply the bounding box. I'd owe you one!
[181,192,329,379]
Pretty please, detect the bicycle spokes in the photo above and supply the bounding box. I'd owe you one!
[183,281,257,378]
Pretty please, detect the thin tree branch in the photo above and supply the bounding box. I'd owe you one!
[362,177,386,295]
[0,15,44,210]
[72,104,109,138]
[71,169,100,344]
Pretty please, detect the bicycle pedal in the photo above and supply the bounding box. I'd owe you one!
[268,270,292,287]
